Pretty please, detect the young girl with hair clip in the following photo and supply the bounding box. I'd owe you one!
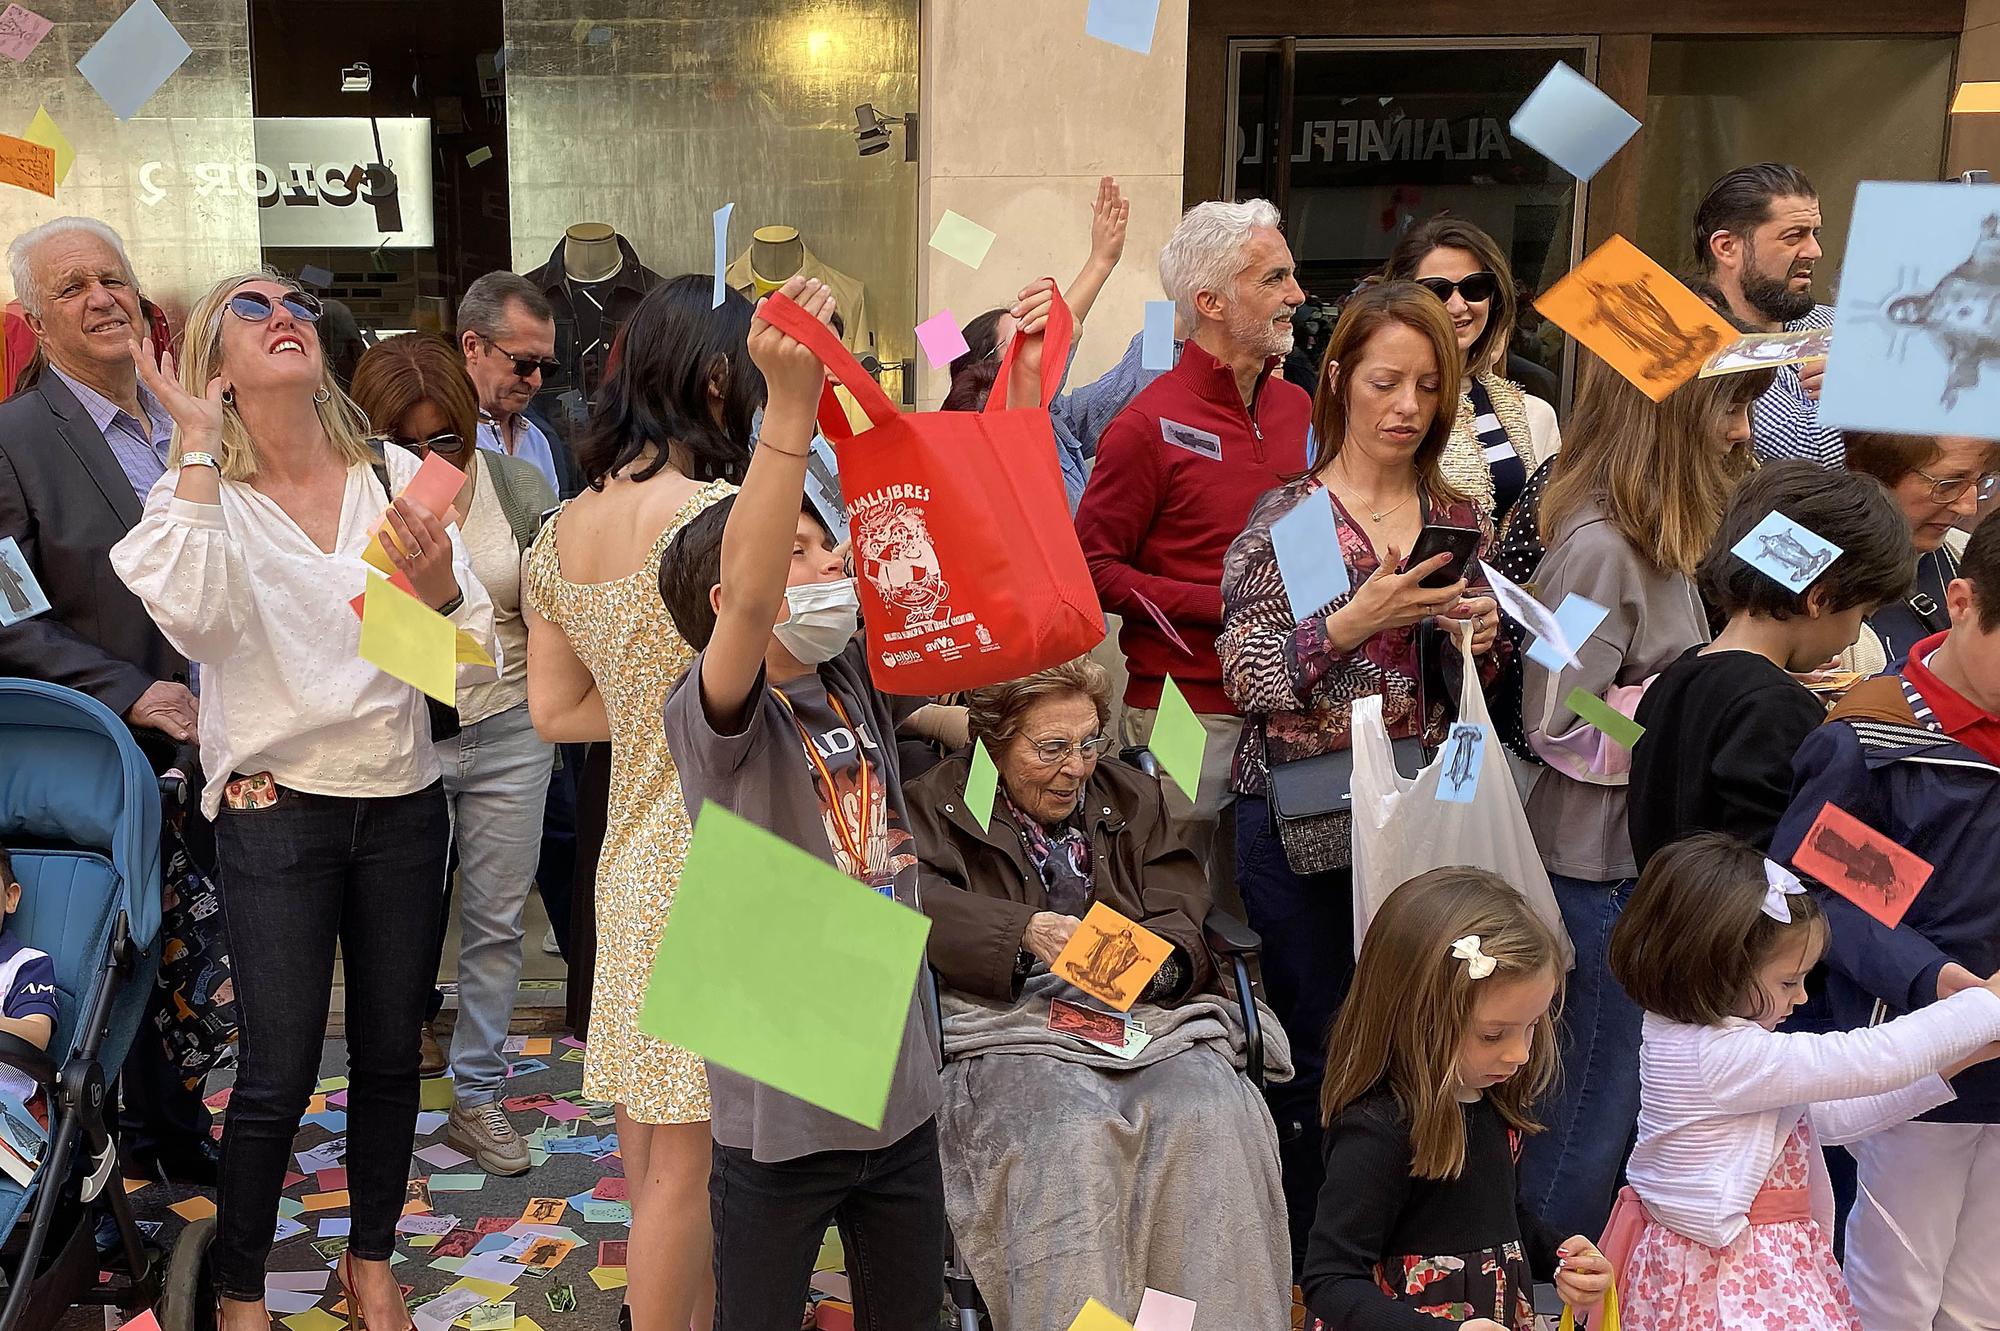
[1303,868,1612,1329]
[1607,833,2000,1330]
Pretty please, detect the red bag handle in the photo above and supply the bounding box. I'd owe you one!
[757,291,901,443]
[986,279,1074,415]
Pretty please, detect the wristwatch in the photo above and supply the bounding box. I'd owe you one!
[180,451,220,470]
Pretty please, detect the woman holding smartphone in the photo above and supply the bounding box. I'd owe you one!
[1215,280,1506,1268]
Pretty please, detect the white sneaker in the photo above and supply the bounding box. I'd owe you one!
[541,927,561,957]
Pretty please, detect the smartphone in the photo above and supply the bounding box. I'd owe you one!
[1403,524,1481,590]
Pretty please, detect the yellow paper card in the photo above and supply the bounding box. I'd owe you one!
[522,1037,552,1056]
[21,106,73,186]
[587,1266,629,1292]
[456,630,494,667]
[1953,82,2000,113]
[169,1195,216,1222]
[421,1075,455,1111]
[362,531,399,577]
[1051,902,1172,1013]
[927,209,996,269]
[359,575,456,704]
[281,1310,347,1331]
[448,1276,517,1304]
[1534,234,1736,402]
[1066,1299,1135,1331]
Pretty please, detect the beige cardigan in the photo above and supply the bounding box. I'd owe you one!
[1442,372,1562,521]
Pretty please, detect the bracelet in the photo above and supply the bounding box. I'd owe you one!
[180,451,220,471]
[437,590,464,616]
[757,442,811,459]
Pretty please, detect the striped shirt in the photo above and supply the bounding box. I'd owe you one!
[1468,377,1526,519]
[48,364,171,500]
[1749,304,1840,468]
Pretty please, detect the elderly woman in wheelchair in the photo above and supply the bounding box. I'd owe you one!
[905,657,1294,1330]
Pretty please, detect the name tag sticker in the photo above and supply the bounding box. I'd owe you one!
[1158,418,1223,460]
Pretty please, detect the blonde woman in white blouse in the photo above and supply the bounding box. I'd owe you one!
[110,269,495,1331]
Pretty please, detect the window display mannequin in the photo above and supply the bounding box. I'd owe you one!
[524,222,663,412]
[724,224,875,358]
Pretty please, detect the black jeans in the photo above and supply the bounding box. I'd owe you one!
[211,781,448,1299]
[1235,795,1356,1275]
[710,1118,944,1331]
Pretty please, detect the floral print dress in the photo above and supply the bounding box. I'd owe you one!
[1621,1119,1860,1331]
[1374,1237,1538,1328]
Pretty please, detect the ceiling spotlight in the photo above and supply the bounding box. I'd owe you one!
[854,104,916,161]
[340,62,373,93]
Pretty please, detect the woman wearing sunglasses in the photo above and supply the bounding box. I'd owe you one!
[348,333,557,1179]
[111,271,497,1331]
[1383,215,1562,523]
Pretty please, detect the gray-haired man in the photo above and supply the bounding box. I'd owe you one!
[458,271,575,495]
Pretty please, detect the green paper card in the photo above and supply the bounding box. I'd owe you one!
[964,742,1000,831]
[638,805,932,1129]
[1151,677,1206,803]
[1564,686,1645,751]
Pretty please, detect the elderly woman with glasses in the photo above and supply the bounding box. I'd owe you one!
[348,334,556,1177]
[110,270,496,1331]
[1841,431,2000,672]
[906,657,1293,1331]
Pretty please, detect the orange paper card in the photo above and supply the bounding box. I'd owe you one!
[1952,82,2000,114]
[0,134,56,198]
[1052,903,1172,1013]
[301,1189,350,1212]
[1534,235,1736,401]
[1791,801,1934,929]
[396,450,466,522]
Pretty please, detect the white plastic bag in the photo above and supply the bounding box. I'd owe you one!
[1350,620,1574,967]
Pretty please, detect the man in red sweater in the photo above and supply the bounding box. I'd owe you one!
[1075,198,1310,886]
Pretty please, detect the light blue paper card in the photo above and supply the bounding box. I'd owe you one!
[1821,180,2000,439]
[1509,62,1640,183]
[505,1057,548,1077]
[711,203,734,310]
[318,1218,351,1238]
[1527,593,1610,673]
[1436,723,1486,804]
[0,537,51,627]
[1731,510,1842,592]
[1143,300,1176,370]
[1085,0,1159,54]
[804,435,849,544]
[1269,487,1351,623]
[75,0,191,121]
[299,265,334,289]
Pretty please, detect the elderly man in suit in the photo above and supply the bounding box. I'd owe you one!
[0,215,213,1185]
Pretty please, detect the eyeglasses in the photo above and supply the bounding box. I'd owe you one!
[480,335,561,380]
[225,288,323,324]
[1413,271,1500,305]
[1025,735,1110,766]
[1911,466,2000,504]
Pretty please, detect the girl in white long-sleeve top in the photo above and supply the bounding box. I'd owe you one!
[1605,833,2000,1330]
[109,268,496,1331]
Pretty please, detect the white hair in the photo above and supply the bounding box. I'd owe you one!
[1158,198,1283,325]
[7,216,138,319]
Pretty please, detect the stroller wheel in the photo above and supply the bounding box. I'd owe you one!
[156,1215,216,1331]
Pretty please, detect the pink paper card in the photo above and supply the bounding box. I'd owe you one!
[0,5,53,62]
[915,309,971,370]
[542,1101,589,1123]
[392,450,464,523]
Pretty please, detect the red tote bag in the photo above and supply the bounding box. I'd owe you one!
[760,284,1105,696]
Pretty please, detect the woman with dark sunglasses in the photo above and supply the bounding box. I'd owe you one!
[349,333,557,1179]
[1383,214,1562,523]
[110,270,497,1331]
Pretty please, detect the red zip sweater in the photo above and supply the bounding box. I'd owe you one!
[1075,339,1311,713]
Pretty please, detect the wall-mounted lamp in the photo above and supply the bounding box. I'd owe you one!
[340,62,373,93]
[854,104,917,162]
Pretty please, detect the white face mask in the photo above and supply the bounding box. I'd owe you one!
[774,577,860,664]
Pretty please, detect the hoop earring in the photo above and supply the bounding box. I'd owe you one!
[220,387,234,406]
[313,387,331,405]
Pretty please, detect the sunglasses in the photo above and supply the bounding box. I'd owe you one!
[390,430,465,456]
[1414,271,1500,305]
[481,335,561,380]
[226,288,323,324]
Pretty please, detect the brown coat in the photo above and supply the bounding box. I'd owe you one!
[906,753,1215,1004]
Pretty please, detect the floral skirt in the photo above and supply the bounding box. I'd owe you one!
[1620,1218,1861,1331]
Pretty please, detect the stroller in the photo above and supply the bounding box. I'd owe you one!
[0,679,210,1331]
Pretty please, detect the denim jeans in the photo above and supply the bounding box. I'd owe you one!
[710,1119,945,1330]
[436,703,554,1106]
[1517,872,1643,1242]
[212,781,448,1300]
[1234,795,1356,1273]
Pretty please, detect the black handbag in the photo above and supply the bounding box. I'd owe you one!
[1265,619,1448,875]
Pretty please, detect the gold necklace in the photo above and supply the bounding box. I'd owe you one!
[1331,461,1417,524]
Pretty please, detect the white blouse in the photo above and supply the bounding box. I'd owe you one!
[1626,989,2000,1249]
[110,444,498,819]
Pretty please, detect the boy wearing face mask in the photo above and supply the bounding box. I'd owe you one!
[658,277,949,1328]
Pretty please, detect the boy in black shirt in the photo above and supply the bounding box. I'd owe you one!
[1628,459,1914,869]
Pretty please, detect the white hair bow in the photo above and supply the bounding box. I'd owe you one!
[1763,859,1807,923]
[1450,934,1497,980]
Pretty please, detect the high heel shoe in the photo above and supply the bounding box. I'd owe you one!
[336,1252,414,1331]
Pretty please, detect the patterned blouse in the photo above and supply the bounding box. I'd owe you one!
[1217,476,1510,797]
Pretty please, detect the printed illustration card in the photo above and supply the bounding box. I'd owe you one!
[1051,902,1172,1013]
[1535,235,1737,401]
[1701,327,1832,377]
[1790,801,1934,929]
[1820,180,2000,440]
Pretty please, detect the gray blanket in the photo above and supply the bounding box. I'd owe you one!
[938,972,1297,1331]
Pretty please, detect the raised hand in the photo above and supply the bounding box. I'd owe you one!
[1088,176,1129,272]
[748,277,837,419]
[379,496,460,611]
[130,337,224,453]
